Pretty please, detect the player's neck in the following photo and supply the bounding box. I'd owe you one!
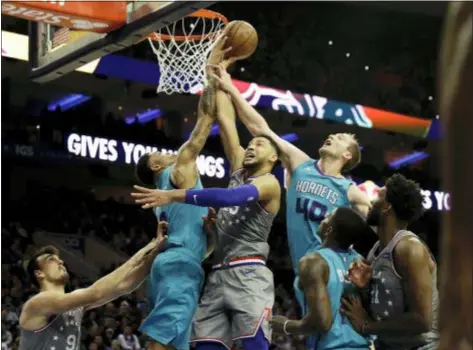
[378,219,407,249]
[41,282,66,294]
[245,165,271,178]
[317,158,343,178]
[323,239,346,251]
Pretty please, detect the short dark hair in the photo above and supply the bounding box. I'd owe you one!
[252,135,281,171]
[135,154,155,186]
[26,245,60,288]
[342,135,361,172]
[385,173,424,223]
[331,207,370,249]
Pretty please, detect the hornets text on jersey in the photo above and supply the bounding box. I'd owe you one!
[286,159,353,275]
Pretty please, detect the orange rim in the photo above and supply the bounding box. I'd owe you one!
[148,9,228,42]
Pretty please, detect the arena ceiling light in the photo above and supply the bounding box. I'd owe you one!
[47,94,91,112]
[281,133,299,143]
[389,151,429,169]
[125,109,162,125]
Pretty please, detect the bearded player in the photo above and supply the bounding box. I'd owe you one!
[210,64,371,348]
[132,69,281,349]
[19,231,167,350]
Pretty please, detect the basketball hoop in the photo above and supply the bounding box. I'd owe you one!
[148,9,228,95]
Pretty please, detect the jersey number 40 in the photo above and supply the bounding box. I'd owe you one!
[296,197,328,222]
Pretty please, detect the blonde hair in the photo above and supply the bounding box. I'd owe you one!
[342,134,361,172]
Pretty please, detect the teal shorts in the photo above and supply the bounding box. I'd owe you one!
[140,247,204,350]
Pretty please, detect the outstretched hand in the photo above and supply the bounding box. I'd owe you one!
[269,315,289,334]
[207,35,236,68]
[131,185,174,209]
[207,63,236,93]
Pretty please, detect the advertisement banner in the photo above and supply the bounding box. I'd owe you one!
[1,30,439,139]
[65,133,227,179]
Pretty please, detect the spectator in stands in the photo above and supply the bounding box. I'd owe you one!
[118,325,140,350]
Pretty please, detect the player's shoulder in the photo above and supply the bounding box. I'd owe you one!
[20,292,54,327]
[299,252,329,282]
[292,158,316,174]
[299,252,328,272]
[395,233,429,259]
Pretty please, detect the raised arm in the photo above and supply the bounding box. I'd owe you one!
[270,253,332,335]
[210,64,310,173]
[132,173,280,212]
[171,84,216,189]
[348,184,372,218]
[20,236,167,330]
[215,88,245,173]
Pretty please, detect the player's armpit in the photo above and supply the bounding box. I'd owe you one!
[286,254,331,335]
[348,184,371,218]
[394,237,434,332]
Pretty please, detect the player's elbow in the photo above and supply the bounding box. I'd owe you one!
[318,317,332,333]
[307,313,331,334]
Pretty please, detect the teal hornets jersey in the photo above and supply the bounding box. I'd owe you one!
[286,159,353,274]
[154,166,208,261]
[316,248,370,350]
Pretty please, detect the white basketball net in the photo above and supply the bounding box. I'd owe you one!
[148,15,226,95]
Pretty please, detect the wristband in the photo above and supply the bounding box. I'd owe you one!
[283,320,291,335]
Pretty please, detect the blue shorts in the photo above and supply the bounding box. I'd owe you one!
[140,247,204,350]
[294,276,318,349]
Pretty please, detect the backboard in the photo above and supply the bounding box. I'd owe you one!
[1,1,213,83]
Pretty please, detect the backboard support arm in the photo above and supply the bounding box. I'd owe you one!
[29,1,214,83]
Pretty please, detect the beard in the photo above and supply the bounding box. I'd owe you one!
[243,159,260,169]
[366,204,382,227]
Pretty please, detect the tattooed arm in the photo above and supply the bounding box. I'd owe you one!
[171,85,217,189]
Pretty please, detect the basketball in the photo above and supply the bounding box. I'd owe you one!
[223,20,258,60]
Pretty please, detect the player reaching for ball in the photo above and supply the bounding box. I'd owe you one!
[209,63,371,349]
[132,23,279,350]
[132,36,231,350]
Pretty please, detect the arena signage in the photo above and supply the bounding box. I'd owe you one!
[421,189,450,211]
[65,133,226,179]
[1,30,439,140]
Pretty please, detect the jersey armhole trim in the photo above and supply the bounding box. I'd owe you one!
[169,165,200,190]
[391,233,417,280]
[31,314,60,333]
[292,158,315,176]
